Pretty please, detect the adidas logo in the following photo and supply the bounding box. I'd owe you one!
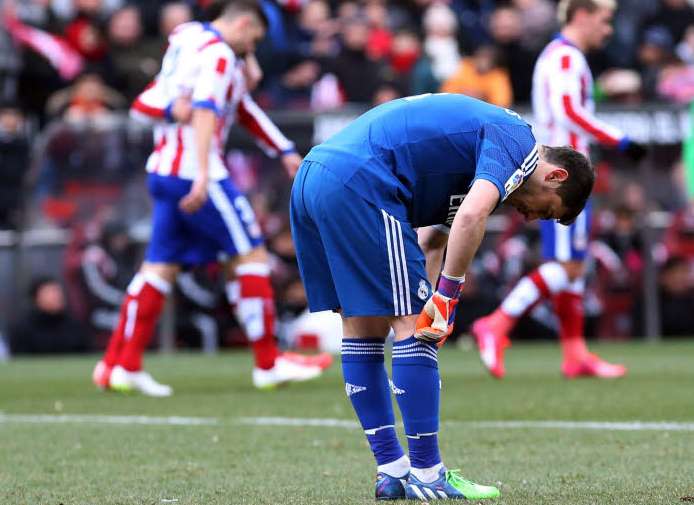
[345,383,367,396]
[389,380,405,395]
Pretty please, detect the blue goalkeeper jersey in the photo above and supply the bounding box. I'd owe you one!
[304,93,539,227]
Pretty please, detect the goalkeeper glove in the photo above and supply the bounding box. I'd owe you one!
[415,273,464,346]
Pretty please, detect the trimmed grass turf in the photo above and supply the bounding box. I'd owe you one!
[1,340,693,504]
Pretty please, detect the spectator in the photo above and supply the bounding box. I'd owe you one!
[388,29,420,93]
[62,1,109,64]
[270,58,322,109]
[0,102,29,230]
[106,5,161,102]
[675,24,694,64]
[364,0,392,60]
[77,220,135,336]
[597,69,643,104]
[488,5,538,104]
[637,26,676,100]
[414,3,460,94]
[45,72,125,122]
[324,15,388,103]
[655,256,694,336]
[642,0,694,48]
[512,0,557,51]
[440,45,513,107]
[159,2,193,38]
[372,80,403,105]
[9,276,90,354]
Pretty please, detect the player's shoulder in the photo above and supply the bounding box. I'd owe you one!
[539,38,586,68]
[482,119,537,153]
[168,21,203,43]
[173,22,234,58]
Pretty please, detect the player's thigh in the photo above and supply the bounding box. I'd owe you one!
[540,201,591,262]
[310,174,431,318]
[145,175,194,264]
[289,162,340,312]
[182,178,264,260]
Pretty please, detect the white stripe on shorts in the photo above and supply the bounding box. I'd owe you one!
[554,221,571,262]
[208,182,252,255]
[381,210,412,316]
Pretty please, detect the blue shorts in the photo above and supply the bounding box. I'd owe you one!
[540,200,591,262]
[290,161,431,317]
[145,174,263,266]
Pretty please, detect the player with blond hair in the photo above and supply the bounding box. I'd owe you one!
[472,0,646,379]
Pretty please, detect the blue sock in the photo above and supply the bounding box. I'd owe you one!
[341,338,405,470]
[392,336,442,471]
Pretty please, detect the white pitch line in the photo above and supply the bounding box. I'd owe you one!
[238,416,360,429]
[1,414,694,432]
[0,413,219,426]
[454,420,694,432]
[239,417,694,433]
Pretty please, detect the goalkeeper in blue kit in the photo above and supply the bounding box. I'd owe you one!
[289,93,594,500]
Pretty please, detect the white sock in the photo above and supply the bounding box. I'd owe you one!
[539,262,571,293]
[411,462,445,483]
[378,454,410,478]
[500,262,569,316]
[500,277,540,317]
[567,277,585,295]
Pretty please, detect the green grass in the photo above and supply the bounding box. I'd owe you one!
[1,340,694,504]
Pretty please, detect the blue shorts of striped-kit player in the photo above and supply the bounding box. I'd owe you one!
[145,174,264,266]
[540,199,592,262]
[290,161,431,317]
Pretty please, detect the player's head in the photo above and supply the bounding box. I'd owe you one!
[206,0,268,55]
[507,146,594,225]
[558,0,616,50]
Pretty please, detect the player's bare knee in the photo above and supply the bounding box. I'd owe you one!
[390,315,419,341]
[559,260,585,281]
[342,316,392,339]
[140,262,180,284]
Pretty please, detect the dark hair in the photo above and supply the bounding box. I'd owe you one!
[205,0,268,29]
[541,145,595,225]
[558,0,615,26]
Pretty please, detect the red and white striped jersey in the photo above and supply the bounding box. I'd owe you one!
[531,35,625,156]
[131,22,294,181]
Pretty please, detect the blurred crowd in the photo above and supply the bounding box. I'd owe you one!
[1,0,694,355]
[5,0,694,116]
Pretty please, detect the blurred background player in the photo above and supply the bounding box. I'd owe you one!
[92,0,327,396]
[472,0,647,380]
[291,93,594,501]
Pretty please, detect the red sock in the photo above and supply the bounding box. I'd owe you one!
[228,263,279,370]
[115,273,170,372]
[553,291,589,363]
[102,293,134,368]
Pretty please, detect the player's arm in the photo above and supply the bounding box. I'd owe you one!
[130,82,192,125]
[179,107,215,213]
[236,94,301,177]
[417,225,449,286]
[415,180,498,343]
[443,180,498,277]
[179,46,233,213]
[551,50,645,160]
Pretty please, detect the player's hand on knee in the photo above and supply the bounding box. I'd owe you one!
[415,292,458,345]
[179,177,208,213]
[414,274,464,346]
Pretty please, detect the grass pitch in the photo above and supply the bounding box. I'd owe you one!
[1,340,693,505]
